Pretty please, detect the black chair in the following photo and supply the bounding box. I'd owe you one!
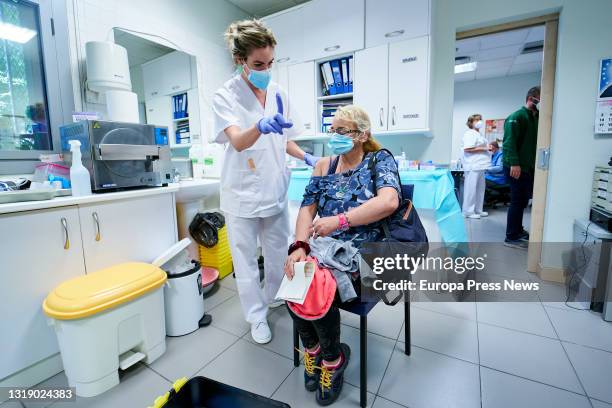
[292,297,411,408]
[484,179,510,208]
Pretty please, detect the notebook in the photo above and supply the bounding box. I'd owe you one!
[274,261,315,305]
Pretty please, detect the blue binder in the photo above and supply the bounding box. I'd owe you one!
[348,57,354,92]
[330,59,343,95]
[323,61,336,95]
[341,58,349,93]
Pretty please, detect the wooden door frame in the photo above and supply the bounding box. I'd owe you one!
[457,13,561,281]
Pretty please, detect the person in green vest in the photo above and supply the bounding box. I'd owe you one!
[502,86,540,248]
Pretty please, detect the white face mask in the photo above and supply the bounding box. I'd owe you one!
[474,120,483,130]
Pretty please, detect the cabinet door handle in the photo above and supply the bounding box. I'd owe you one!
[379,107,384,127]
[277,57,290,63]
[385,29,405,38]
[391,106,397,126]
[151,91,158,96]
[172,85,180,90]
[324,45,340,52]
[93,212,101,242]
[61,217,69,250]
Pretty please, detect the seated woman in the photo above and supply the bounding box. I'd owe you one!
[284,105,400,405]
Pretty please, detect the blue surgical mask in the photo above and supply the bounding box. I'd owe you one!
[327,133,354,155]
[243,65,271,89]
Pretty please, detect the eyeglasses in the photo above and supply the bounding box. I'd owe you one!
[326,127,361,136]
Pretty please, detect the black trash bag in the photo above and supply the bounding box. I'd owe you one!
[189,212,226,248]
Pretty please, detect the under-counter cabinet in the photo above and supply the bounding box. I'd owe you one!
[0,206,85,384]
[0,191,177,388]
[79,194,176,272]
[354,36,431,133]
[301,0,365,61]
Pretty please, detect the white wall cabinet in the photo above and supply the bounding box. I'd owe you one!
[187,88,201,143]
[272,64,289,94]
[143,51,192,100]
[365,0,430,48]
[263,8,304,65]
[288,61,316,133]
[301,0,365,61]
[78,194,176,272]
[0,193,177,386]
[0,207,85,381]
[355,36,430,133]
[388,36,430,131]
[354,45,389,133]
[146,96,174,140]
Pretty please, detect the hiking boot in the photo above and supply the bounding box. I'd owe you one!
[316,343,351,406]
[303,350,323,392]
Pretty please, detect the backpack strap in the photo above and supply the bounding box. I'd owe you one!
[327,155,340,175]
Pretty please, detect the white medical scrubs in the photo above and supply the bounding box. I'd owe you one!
[462,128,490,216]
[213,74,302,324]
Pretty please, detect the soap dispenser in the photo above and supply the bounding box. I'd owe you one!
[68,140,92,196]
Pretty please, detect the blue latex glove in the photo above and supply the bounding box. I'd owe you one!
[256,93,294,135]
[304,152,320,167]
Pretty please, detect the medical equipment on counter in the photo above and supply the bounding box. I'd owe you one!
[85,41,131,92]
[85,41,139,123]
[153,238,212,337]
[60,121,173,192]
[43,263,167,397]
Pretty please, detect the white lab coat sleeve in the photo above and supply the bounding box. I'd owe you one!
[277,88,303,140]
[212,91,241,144]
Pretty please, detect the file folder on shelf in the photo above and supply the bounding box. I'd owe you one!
[330,60,343,96]
[321,61,335,95]
[348,57,354,93]
[341,58,349,93]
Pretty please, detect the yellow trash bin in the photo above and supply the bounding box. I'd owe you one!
[43,262,167,397]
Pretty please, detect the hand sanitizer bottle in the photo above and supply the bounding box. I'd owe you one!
[68,140,92,196]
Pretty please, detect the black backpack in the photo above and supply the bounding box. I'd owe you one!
[367,149,429,245]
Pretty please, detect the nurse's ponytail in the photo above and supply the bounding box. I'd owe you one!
[225,19,277,64]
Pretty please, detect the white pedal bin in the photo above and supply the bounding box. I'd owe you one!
[43,262,167,397]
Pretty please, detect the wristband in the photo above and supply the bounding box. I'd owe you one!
[288,240,311,256]
[337,213,350,231]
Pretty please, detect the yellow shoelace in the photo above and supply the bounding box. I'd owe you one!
[303,352,316,376]
[319,365,333,390]
[296,348,319,377]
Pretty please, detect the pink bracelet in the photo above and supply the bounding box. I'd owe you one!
[337,213,350,231]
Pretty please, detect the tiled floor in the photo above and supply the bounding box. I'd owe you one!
[4,208,612,408]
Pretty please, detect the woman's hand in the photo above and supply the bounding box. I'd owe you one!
[284,248,307,280]
[312,216,340,238]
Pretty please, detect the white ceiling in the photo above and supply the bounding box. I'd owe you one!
[226,0,309,17]
[114,30,174,67]
[455,25,545,82]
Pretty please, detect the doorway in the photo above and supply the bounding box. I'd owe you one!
[453,14,560,280]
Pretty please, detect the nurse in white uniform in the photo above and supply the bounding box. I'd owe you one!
[213,19,316,344]
[462,113,491,219]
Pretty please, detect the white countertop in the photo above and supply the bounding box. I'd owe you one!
[0,184,181,215]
